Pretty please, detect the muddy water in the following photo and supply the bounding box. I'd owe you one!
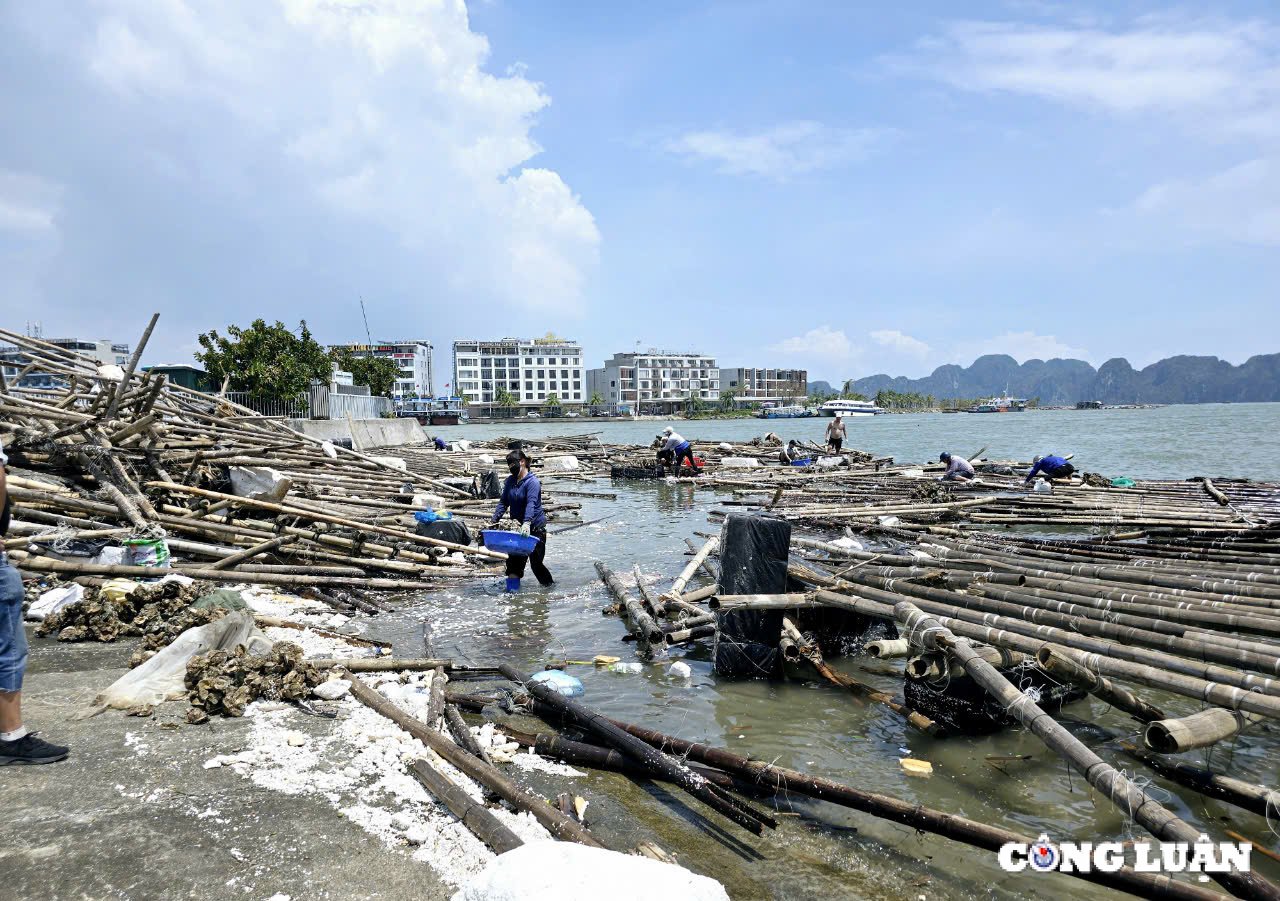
[368,406,1280,899]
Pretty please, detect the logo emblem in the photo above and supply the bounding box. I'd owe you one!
[1029,835,1059,872]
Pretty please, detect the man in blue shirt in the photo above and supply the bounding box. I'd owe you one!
[1025,454,1075,484]
[491,450,552,591]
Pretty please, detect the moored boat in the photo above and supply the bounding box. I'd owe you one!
[816,399,881,417]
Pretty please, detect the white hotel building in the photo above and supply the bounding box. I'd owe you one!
[452,336,584,412]
[586,350,719,414]
[329,340,434,402]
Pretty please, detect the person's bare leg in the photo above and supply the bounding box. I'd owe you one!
[0,690,21,734]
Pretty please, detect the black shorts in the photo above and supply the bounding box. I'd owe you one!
[829,437,843,452]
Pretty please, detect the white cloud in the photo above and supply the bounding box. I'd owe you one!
[73,0,599,314]
[869,329,931,357]
[770,325,858,361]
[666,122,891,180]
[0,170,62,235]
[953,331,1089,363]
[1132,158,1280,246]
[900,17,1280,137]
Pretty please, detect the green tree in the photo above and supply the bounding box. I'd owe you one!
[588,391,604,407]
[545,393,562,409]
[196,319,330,400]
[331,349,400,397]
[719,387,738,411]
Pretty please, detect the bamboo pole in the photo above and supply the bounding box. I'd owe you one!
[501,663,774,835]
[345,673,603,848]
[584,716,1219,901]
[895,601,1280,901]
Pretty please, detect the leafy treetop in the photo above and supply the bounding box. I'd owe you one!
[196,319,330,400]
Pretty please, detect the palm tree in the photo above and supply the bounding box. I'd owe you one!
[719,388,737,411]
[545,392,562,410]
[588,391,603,407]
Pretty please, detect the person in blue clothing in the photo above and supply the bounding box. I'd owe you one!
[1025,454,1076,484]
[432,436,447,451]
[491,449,553,591]
[658,426,700,476]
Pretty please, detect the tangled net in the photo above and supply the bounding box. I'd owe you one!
[184,642,322,720]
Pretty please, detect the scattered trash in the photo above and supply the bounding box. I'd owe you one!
[900,758,933,777]
[529,670,584,697]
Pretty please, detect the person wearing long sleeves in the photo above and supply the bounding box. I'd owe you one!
[1025,454,1075,484]
[938,451,976,481]
[491,449,552,591]
[658,426,699,475]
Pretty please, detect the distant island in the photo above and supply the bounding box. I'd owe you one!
[809,353,1280,406]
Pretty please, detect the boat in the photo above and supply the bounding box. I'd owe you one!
[816,399,881,417]
[397,395,467,426]
[970,394,1026,413]
[1076,400,1104,410]
[757,404,813,419]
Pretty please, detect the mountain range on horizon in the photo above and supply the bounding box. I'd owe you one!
[807,353,1280,406]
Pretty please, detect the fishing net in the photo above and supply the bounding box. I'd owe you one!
[904,659,1086,736]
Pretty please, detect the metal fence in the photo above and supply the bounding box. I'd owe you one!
[224,391,310,418]
[223,387,392,420]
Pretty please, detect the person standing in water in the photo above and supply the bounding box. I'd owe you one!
[491,449,552,591]
[825,415,846,453]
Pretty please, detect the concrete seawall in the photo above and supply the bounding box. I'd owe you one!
[286,417,427,450]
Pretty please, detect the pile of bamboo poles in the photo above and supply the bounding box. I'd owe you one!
[0,316,512,597]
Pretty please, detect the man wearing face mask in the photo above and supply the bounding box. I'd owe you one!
[491,450,552,591]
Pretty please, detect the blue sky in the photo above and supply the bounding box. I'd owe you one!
[1,1,1277,384]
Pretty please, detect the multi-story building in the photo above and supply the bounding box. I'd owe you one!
[1,337,130,389]
[452,335,584,412]
[588,350,719,414]
[330,340,433,402]
[721,367,807,404]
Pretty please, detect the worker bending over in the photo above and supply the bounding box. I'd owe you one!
[938,451,975,482]
[658,427,699,475]
[1025,454,1075,485]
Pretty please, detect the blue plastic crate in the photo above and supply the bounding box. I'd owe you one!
[481,529,541,554]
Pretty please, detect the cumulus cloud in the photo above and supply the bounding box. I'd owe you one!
[770,325,859,361]
[897,16,1280,137]
[1132,158,1280,247]
[953,331,1090,364]
[666,122,892,180]
[11,0,599,323]
[869,329,931,358]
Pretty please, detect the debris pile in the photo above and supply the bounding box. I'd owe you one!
[185,641,322,719]
[36,578,209,643]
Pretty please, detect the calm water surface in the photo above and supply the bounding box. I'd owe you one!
[378,404,1280,899]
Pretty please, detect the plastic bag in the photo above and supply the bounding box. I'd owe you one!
[87,610,270,714]
[228,465,293,502]
[529,670,584,697]
[25,584,84,622]
[122,537,171,567]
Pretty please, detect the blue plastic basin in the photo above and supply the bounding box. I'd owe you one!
[481,530,541,554]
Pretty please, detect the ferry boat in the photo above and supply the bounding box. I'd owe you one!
[757,404,813,419]
[970,394,1027,413]
[816,399,881,417]
[397,396,467,426]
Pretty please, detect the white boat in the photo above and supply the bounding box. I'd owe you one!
[757,404,813,419]
[817,399,881,417]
